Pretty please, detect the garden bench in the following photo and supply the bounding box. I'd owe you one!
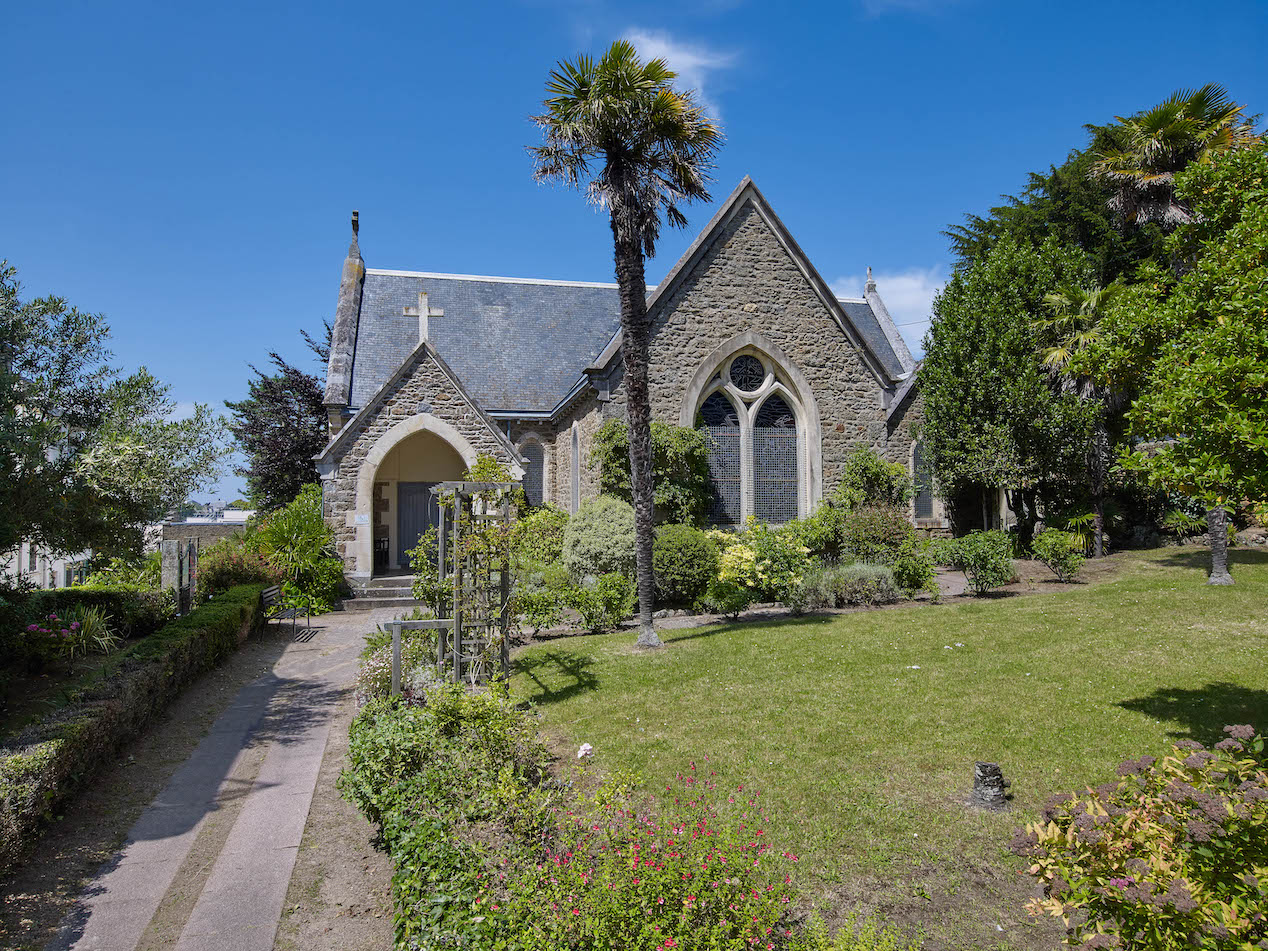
[260,584,310,635]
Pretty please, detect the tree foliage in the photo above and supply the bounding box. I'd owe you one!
[1088,141,1268,511]
[919,238,1095,531]
[224,335,328,513]
[590,418,710,525]
[0,263,226,557]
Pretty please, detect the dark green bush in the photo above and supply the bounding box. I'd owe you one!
[954,530,1016,594]
[842,505,915,565]
[591,418,711,525]
[1032,527,1085,582]
[0,584,264,874]
[925,536,960,567]
[510,505,569,569]
[890,541,937,596]
[834,446,914,510]
[652,523,718,605]
[568,573,636,632]
[26,586,174,640]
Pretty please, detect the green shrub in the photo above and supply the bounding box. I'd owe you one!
[1032,528,1085,582]
[510,505,569,569]
[834,446,914,510]
[744,519,813,601]
[652,523,718,605]
[562,496,635,579]
[355,633,438,702]
[1162,507,1207,537]
[794,913,923,951]
[700,576,755,617]
[590,418,711,525]
[81,552,162,590]
[925,536,960,568]
[787,504,849,559]
[568,573,635,632]
[510,770,798,951]
[842,505,915,565]
[26,587,173,640]
[890,540,937,596]
[0,585,264,875]
[194,536,280,605]
[954,530,1016,595]
[787,562,900,613]
[1012,726,1268,950]
[253,483,345,614]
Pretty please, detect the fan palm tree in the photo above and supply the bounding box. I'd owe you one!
[531,41,722,648]
[1034,284,1122,557]
[1092,83,1255,229]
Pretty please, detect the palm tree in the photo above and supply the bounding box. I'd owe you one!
[531,41,722,648]
[1034,284,1122,557]
[1092,83,1255,229]
[1092,83,1254,585]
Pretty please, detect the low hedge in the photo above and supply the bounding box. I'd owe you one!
[0,584,265,875]
[26,586,174,640]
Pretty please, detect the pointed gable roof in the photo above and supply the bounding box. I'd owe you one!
[589,177,914,385]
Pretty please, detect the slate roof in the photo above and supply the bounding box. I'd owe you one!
[349,271,622,414]
[838,298,908,382]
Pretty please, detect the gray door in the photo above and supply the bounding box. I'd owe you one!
[397,482,439,568]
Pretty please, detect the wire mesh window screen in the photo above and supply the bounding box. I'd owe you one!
[521,442,544,507]
[700,392,741,524]
[913,441,934,519]
[752,394,798,523]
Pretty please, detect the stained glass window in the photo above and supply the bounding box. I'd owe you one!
[700,391,742,524]
[522,442,544,508]
[752,394,798,523]
[729,354,765,392]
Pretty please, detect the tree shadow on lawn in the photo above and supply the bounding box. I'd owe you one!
[515,650,598,706]
[1118,682,1268,746]
[663,612,837,644]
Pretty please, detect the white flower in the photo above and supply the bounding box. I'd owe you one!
[905,665,921,670]
[577,743,594,759]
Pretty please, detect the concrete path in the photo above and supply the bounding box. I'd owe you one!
[50,608,397,951]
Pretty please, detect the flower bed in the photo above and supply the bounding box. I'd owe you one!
[0,584,265,875]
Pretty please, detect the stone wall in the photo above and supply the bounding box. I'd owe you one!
[323,346,516,575]
[607,200,893,499]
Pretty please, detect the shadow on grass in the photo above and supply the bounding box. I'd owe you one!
[1118,681,1268,746]
[663,612,838,644]
[1146,548,1268,572]
[515,650,598,706]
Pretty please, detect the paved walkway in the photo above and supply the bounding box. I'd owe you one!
[50,608,397,951]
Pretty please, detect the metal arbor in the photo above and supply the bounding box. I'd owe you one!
[388,481,518,691]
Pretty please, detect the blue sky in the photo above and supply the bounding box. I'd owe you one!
[4,0,1266,501]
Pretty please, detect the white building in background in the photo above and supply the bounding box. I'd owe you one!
[2,542,91,590]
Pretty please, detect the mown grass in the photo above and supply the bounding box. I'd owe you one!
[510,548,1268,950]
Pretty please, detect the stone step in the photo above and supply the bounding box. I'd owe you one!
[367,574,416,588]
[342,596,428,612]
[353,585,414,599]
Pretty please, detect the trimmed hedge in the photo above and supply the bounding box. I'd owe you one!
[26,586,174,640]
[0,584,265,875]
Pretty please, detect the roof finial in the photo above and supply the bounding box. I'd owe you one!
[865,265,876,293]
[347,210,362,258]
[351,210,359,236]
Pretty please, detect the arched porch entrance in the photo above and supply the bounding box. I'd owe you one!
[350,414,476,579]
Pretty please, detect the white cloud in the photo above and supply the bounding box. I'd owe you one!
[832,264,946,356]
[623,29,736,118]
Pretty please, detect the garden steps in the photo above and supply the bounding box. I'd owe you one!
[343,577,425,612]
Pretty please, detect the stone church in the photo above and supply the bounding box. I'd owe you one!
[316,178,945,582]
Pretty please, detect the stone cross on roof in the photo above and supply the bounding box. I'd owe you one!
[404,292,444,344]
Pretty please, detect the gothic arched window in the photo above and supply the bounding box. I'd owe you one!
[753,394,798,523]
[700,391,742,524]
[696,352,804,525]
[913,440,934,520]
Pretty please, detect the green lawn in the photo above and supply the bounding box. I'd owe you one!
[510,548,1268,951]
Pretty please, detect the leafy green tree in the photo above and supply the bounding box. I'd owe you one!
[590,418,710,525]
[0,263,225,556]
[225,340,328,512]
[1032,283,1124,556]
[946,123,1165,283]
[531,40,722,648]
[1086,142,1268,584]
[920,238,1095,541]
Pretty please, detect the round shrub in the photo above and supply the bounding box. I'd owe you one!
[510,506,569,569]
[652,524,718,605]
[562,496,635,580]
[841,505,914,565]
[955,530,1016,594]
[1032,528,1085,582]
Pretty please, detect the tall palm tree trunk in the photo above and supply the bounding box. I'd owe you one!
[1089,419,1109,558]
[610,225,662,648]
[1206,505,1234,585]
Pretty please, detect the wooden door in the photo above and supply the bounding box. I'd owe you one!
[397,482,439,569]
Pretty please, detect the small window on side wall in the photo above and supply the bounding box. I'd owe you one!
[522,442,544,508]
